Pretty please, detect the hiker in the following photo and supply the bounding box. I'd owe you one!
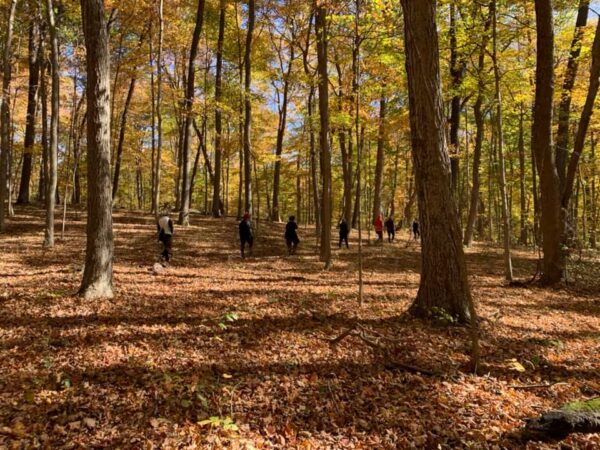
[385,216,395,242]
[239,212,254,258]
[157,210,174,262]
[374,213,384,243]
[412,218,420,240]
[338,218,350,248]
[285,215,300,255]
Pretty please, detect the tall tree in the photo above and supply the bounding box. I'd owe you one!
[532,0,563,285]
[400,0,476,324]
[152,0,164,216]
[315,0,332,267]
[449,2,465,197]
[179,0,206,225]
[372,93,386,222]
[212,0,225,217]
[79,0,114,299]
[17,8,41,205]
[556,0,589,188]
[0,0,18,232]
[243,0,256,215]
[44,0,59,247]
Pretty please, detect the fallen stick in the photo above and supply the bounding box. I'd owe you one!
[509,382,568,390]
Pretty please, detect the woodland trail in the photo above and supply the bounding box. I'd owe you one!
[0,207,599,449]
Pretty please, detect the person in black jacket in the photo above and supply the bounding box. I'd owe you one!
[157,212,174,262]
[239,212,254,258]
[338,218,350,248]
[285,216,300,255]
[412,218,420,240]
[385,216,395,242]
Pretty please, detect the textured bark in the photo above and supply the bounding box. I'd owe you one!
[556,0,589,188]
[524,410,600,441]
[0,0,18,232]
[152,0,164,216]
[449,3,465,197]
[532,0,564,285]
[179,0,205,225]
[17,15,41,205]
[44,0,59,248]
[401,0,474,323]
[243,0,255,215]
[212,0,225,217]
[79,0,114,299]
[315,0,331,267]
[518,109,528,245]
[372,95,386,222]
[112,76,137,202]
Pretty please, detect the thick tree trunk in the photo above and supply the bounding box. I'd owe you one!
[315,0,332,267]
[44,0,59,247]
[17,16,41,205]
[372,95,386,222]
[0,0,18,232]
[212,0,225,217]
[79,0,114,299]
[179,0,206,225]
[243,0,255,216]
[556,0,589,188]
[401,0,475,324]
[532,0,564,285]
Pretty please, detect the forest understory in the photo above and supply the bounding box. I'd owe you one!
[0,207,599,449]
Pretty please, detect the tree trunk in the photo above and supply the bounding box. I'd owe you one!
[179,0,206,225]
[315,0,332,267]
[372,94,386,222]
[79,0,114,299]
[449,2,465,197]
[556,0,589,189]
[112,76,137,203]
[243,0,255,215]
[532,0,564,285]
[491,0,513,281]
[0,0,18,232]
[518,108,528,245]
[212,0,225,217]
[17,15,41,205]
[401,0,475,324]
[44,0,59,247]
[153,0,164,216]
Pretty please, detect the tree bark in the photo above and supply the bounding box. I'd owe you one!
[556,0,589,189]
[243,0,255,215]
[315,0,332,267]
[79,0,114,299]
[112,76,137,202]
[449,2,465,197]
[372,94,386,222]
[532,0,564,285]
[212,0,225,217]
[44,0,59,247]
[152,0,164,216]
[401,0,475,324]
[0,0,18,232]
[179,0,206,225]
[17,13,41,205]
[518,108,528,245]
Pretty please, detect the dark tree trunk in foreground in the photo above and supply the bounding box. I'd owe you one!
[316,0,332,267]
[401,0,475,323]
[556,0,589,189]
[179,0,206,225]
[532,0,564,285]
[79,0,114,299]
[0,0,18,232]
[243,0,255,215]
[212,0,225,217]
[17,15,41,205]
[44,0,59,247]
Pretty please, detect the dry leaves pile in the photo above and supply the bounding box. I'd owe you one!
[0,207,599,449]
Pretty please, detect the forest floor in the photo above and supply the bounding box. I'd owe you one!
[0,206,599,449]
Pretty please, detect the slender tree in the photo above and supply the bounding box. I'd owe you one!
[212,0,226,217]
[79,0,114,299]
[243,0,256,215]
[372,93,386,222]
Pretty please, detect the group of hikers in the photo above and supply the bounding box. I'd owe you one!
[156,209,420,262]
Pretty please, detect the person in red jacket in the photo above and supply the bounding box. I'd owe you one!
[374,213,384,243]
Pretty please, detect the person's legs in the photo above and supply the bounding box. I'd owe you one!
[240,240,246,258]
[344,236,349,248]
[339,236,343,248]
[163,235,172,262]
[286,239,292,255]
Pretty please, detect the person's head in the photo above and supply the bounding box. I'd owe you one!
[340,218,346,223]
[289,215,295,222]
[243,212,251,220]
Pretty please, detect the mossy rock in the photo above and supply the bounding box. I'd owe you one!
[562,398,600,413]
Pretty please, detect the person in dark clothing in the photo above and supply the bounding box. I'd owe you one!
[239,212,254,258]
[338,218,350,248]
[412,218,420,240]
[384,216,395,242]
[157,212,174,262]
[285,216,300,255]
[374,213,384,243]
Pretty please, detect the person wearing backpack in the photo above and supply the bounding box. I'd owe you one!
[285,216,300,255]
